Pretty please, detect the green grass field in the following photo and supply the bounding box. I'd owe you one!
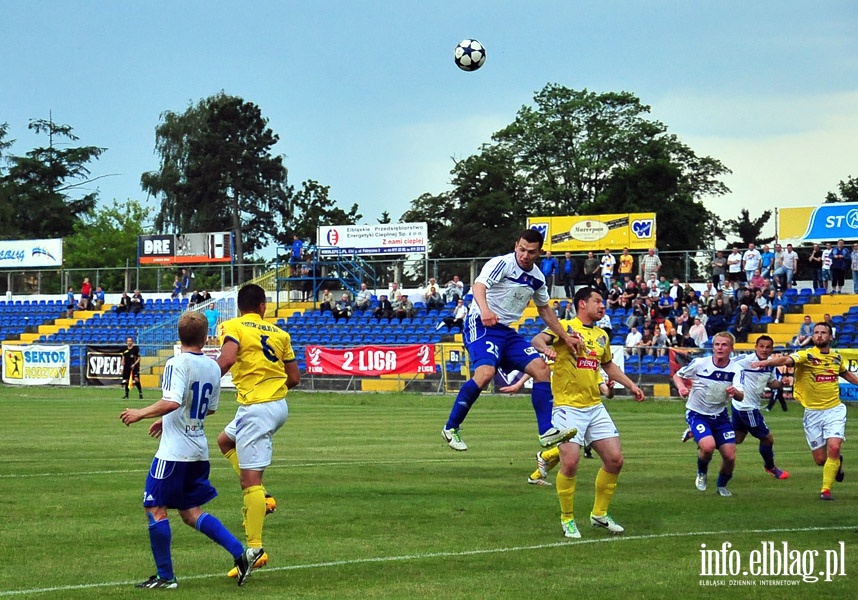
[0,386,855,599]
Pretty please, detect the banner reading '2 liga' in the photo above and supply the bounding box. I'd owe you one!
[305,344,436,376]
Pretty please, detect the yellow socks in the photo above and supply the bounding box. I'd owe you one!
[224,449,241,476]
[592,468,619,517]
[822,456,840,493]
[243,485,266,548]
[556,473,576,521]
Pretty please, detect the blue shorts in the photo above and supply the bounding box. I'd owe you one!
[143,458,218,511]
[686,409,736,447]
[463,319,541,373]
[731,407,770,440]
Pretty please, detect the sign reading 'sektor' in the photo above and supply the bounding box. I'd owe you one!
[305,344,436,376]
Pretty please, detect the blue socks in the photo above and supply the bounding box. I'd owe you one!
[446,379,481,430]
[196,512,244,560]
[531,381,554,435]
[697,457,711,475]
[716,472,733,488]
[147,517,173,580]
[759,444,775,470]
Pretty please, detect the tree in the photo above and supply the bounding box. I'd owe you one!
[720,209,776,246]
[141,93,289,281]
[0,118,104,239]
[272,179,362,247]
[824,175,858,203]
[64,199,152,292]
[403,84,731,257]
[377,211,392,224]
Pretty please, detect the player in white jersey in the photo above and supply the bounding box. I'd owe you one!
[731,336,789,479]
[442,229,581,451]
[120,312,260,588]
[673,332,744,497]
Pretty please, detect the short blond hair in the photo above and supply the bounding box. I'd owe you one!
[178,311,208,347]
[712,331,735,346]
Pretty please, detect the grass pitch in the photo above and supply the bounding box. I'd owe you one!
[0,386,855,599]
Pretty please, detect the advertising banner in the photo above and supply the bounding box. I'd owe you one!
[316,223,428,256]
[85,345,125,385]
[778,203,858,243]
[527,214,656,252]
[305,344,436,375]
[0,238,63,269]
[139,232,233,265]
[2,344,70,385]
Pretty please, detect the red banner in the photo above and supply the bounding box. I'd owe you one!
[305,344,436,375]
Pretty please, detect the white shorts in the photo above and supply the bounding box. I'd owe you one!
[224,399,288,469]
[552,403,618,446]
[803,403,847,451]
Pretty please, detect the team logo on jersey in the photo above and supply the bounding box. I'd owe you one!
[815,374,837,383]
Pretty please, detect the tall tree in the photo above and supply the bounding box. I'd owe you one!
[824,175,858,203]
[141,93,289,281]
[720,208,775,246]
[0,118,104,239]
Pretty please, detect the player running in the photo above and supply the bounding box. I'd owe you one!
[731,335,789,480]
[673,332,744,497]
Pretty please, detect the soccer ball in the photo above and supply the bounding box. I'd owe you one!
[454,39,486,72]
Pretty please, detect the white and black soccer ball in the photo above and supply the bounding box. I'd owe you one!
[454,39,486,72]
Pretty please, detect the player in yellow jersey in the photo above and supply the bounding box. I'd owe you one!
[216,284,300,576]
[753,322,856,500]
[530,286,644,538]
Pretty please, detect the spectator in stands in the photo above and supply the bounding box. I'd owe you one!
[624,325,643,359]
[742,243,762,283]
[300,257,315,301]
[821,242,833,292]
[372,294,393,321]
[93,285,105,310]
[355,283,373,312]
[851,242,858,293]
[551,300,563,319]
[639,247,662,282]
[792,315,815,347]
[749,269,768,292]
[593,274,608,299]
[540,251,558,296]
[711,250,726,288]
[606,281,622,311]
[726,246,743,284]
[204,304,219,343]
[189,289,204,308]
[808,243,823,290]
[668,278,684,303]
[77,294,90,311]
[752,288,771,319]
[170,275,181,300]
[625,298,646,329]
[129,289,144,314]
[66,287,76,317]
[705,305,728,338]
[829,239,849,294]
[733,303,753,343]
[290,233,303,276]
[389,281,403,303]
[689,316,708,348]
[583,251,599,286]
[443,276,464,304]
[600,248,616,288]
[393,295,416,322]
[319,288,333,313]
[81,277,92,303]
[823,313,837,344]
[437,298,467,332]
[332,294,353,323]
[199,290,212,303]
[617,247,634,283]
[560,251,576,298]
[563,299,576,320]
[770,289,789,323]
[424,286,445,311]
[777,243,800,290]
[760,244,775,279]
[116,292,131,314]
[180,268,191,298]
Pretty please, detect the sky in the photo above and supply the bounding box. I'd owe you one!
[2,1,857,251]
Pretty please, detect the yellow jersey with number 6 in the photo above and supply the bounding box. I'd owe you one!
[219,312,296,405]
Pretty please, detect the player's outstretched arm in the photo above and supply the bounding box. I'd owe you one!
[603,362,644,402]
[120,400,178,426]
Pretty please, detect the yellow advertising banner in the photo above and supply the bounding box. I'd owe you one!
[527,213,656,252]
